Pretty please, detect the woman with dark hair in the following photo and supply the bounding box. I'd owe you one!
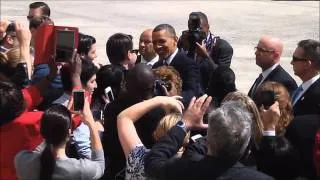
[53,59,98,159]
[78,33,97,61]
[207,66,236,107]
[15,102,105,180]
[91,64,125,121]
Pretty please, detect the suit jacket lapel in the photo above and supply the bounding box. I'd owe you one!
[263,65,281,82]
[296,78,320,104]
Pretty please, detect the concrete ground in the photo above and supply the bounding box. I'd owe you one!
[1,1,319,93]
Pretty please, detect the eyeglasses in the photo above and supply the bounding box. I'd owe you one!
[27,14,49,21]
[254,46,275,53]
[292,56,309,62]
[130,49,139,55]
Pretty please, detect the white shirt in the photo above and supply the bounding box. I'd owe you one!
[140,55,159,66]
[165,48,178,65]
[293,74,320,105]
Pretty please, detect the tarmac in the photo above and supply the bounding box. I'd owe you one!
[1,0,319,93]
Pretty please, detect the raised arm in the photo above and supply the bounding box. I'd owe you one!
[15,22,32,80]
[117,96,184,159]
[145,94,211,179]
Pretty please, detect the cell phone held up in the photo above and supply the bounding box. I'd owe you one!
[259,91,277,109]
[73,90,85,111]
[104,86,114,103]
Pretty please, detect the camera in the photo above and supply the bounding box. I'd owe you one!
[154,79,172,96]
[257,90,277,109]
[180,12,206,58]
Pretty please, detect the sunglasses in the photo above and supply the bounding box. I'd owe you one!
[130,49,139,55]
[292,56,309,62]
[27,14,49,21]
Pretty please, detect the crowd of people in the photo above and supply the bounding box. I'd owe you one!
[0,1,319,180]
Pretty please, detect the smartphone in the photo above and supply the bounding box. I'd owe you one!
[54,26,79,63]
[104,86,114,102]
[259,91,277,109]
[73,90,85,111]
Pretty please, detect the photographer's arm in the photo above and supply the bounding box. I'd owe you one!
[15,22,32,80]
[70,50,82,89]
[196,42,218,70]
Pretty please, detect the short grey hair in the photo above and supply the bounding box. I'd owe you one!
[206,101,252,162]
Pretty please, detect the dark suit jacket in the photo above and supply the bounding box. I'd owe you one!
[285,114,320,179]
[145,126,273,180]
[195,37,233,93]
[293,78,320,116]
[255,115,320,180]
[152,51,200,106]
[248,65,297,98]
[209,37,233,67]
[256,136,301,180]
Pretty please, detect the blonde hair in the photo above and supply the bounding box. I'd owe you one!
[254,81,293,135]
[223,91,263,149]
[153,113,189,146]
[6,47,25,68]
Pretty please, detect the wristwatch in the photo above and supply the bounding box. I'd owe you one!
[176,120,188,132]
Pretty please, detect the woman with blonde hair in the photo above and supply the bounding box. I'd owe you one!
[117,95,197,180]
[223,91,264,149]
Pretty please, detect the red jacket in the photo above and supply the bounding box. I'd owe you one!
[0,85,43,180]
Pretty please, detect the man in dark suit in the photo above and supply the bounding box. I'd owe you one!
[248,35,297,98]
[291,39,320,116]
[145,98,273,180]
[152,24,200,106]
[178,12,233,92]
[135,29,159,66]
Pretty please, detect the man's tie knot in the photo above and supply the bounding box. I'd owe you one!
[162,59,168,66]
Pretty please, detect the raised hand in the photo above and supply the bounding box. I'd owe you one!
[183,94,212,130]
[15,22,31,46]
[260,101,280,131]
[157,95,184,114]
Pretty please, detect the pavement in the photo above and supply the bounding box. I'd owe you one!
[1,0,319,92]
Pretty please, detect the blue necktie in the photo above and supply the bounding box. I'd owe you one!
[292,86,303,105]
